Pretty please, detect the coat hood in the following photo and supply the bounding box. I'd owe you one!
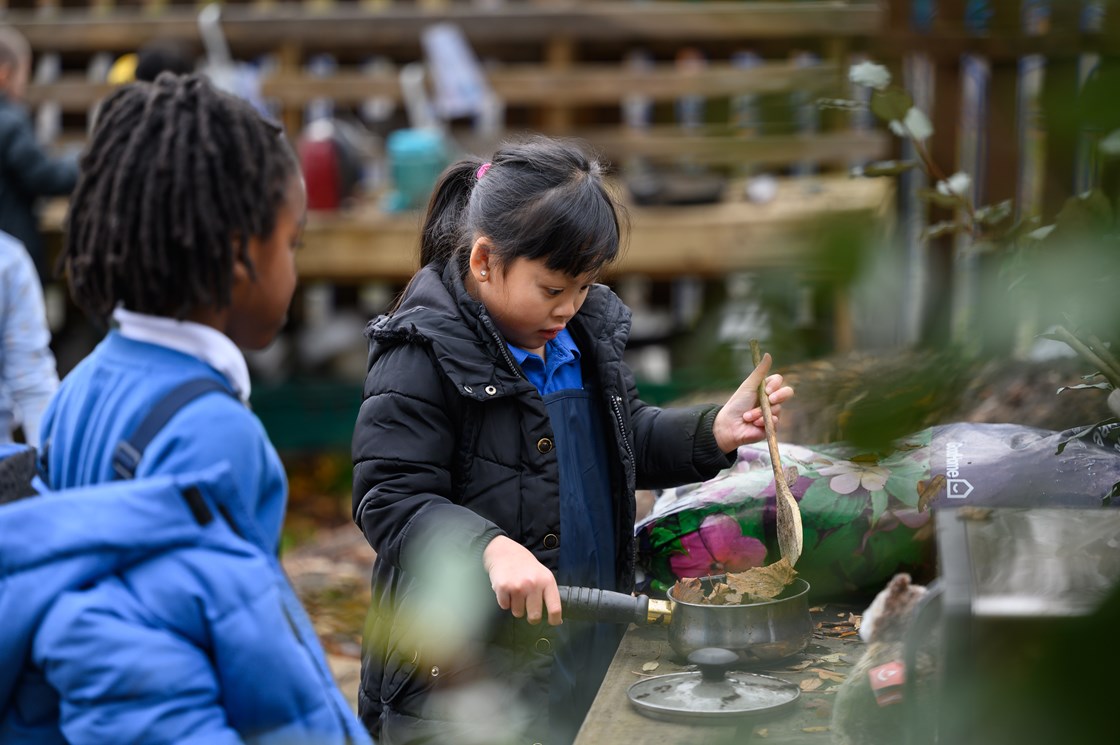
[0,463,244,714]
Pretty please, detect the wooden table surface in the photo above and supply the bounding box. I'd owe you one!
[572,603,866,745]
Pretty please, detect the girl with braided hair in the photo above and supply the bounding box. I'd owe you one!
[4,73,373,744]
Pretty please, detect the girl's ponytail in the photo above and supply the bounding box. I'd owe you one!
[418,157,484,270]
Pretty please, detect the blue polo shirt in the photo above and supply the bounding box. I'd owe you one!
[506,329,583,394]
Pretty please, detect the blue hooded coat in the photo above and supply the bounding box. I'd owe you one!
[0,455,372,745]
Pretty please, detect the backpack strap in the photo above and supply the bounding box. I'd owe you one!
[111,378,236,480]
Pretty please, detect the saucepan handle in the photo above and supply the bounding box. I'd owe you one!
[557,586,650,625]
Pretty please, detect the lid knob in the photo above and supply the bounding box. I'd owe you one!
[688,647,738,682]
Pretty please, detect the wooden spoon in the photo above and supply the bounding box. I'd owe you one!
[751,340,803,566]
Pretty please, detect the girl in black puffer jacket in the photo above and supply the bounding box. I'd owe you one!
[351,135,794,745]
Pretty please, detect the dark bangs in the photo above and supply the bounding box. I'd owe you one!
[513,175,621,278]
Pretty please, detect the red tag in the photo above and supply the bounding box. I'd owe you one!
[868,661,906,707]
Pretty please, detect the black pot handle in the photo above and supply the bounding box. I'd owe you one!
[557,586,649,625]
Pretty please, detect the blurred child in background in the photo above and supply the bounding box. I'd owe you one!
[0,26,78,282]
[0,230,58,445]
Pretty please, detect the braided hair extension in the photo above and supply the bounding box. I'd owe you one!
[62,72,299,323]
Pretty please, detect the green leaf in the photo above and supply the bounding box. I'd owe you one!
[861,160,918,177]
[1057,383,1113,394]
[870,490,889,525]
[794,522,870,595]
[863,520,931,580]
[649,526,683,551]
[798,478,869,530]
[976,199,1014,226]
[1053,190,1114,236]
[883,463,930,507]
[870,86,914,123]
[1024,224,1056,242]
[924,220,965,239]
[917,188,964,209]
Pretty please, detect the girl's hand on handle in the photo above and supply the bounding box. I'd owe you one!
[712,352,796,453]
[482,535,563,626]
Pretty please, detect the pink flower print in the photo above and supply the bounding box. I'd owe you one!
[817,462,890,495]
[669,513,767,578]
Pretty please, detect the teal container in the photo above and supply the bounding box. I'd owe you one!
[382,128,448,213]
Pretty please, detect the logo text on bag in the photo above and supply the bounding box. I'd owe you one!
[944,440,974,499]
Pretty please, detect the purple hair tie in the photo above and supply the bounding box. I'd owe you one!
[475,162,492,180]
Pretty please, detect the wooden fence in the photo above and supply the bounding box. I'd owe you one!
[868,0,1120,346]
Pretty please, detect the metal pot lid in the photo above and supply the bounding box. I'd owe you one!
[627,648,800,724]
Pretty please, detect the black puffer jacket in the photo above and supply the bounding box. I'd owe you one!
[0,95,78,278]
[351,264,733,744]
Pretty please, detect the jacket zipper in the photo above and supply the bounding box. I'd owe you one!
[479,312,525,381]
[610,394,636,471]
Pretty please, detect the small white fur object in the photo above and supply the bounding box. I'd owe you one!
[858,573,927,643]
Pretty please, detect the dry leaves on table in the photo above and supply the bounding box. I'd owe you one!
[671,558,798,606]
[816,612,862,638]
[811,668,847,682]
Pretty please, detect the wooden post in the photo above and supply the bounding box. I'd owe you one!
[541,35,575,134]
[979,0,1029,355]
[1040,3,1082,223]
[277,41,303,141]
[918,0,964,347]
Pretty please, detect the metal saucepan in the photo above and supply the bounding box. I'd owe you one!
[558,578,813,665]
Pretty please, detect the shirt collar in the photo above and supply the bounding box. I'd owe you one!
[112,307,252,403]
[506,328,581,368]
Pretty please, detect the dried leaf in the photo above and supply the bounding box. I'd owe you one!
[809,606,824,613]
[814,669,848,682]
[671,577,707,604]
[726,558,798,601]
[755,728,769,738]
[817,653,849,665]
[802,726,830,733]
[958,506,994,522]
[800,678,824,691]
[641,661,660,672]
[787,659,814,671]
[859,159,918,177]
[916,474,946,512]
[674,558,798,606]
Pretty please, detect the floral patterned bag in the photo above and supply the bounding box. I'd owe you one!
[636,423,1120,600]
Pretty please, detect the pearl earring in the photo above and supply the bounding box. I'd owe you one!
[480,270,487,277]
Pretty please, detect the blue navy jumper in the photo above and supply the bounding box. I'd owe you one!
[508,329,622,745]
